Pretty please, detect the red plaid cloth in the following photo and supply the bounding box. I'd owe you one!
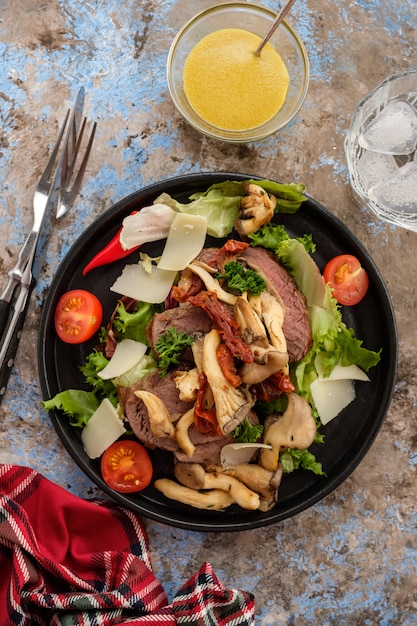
[0,465,254,625]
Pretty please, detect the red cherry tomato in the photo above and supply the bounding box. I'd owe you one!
[54,289,103,344]
[101,440,153,493]
[323,254,369,306]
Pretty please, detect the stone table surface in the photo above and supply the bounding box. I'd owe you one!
[0,0,416,623]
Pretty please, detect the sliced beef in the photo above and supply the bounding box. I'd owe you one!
[146,302,213,349]
[119,370,191,420]
[119,370,234,464]
[239,246,312,362]
[174,430,235,465]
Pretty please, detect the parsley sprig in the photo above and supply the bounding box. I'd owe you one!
[217,261,266,295]
[155,327,194,376]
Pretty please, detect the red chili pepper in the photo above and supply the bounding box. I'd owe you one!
[82,212,140,276]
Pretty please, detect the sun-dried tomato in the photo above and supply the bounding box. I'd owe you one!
[172,269,203,303]
[254,371,295,401]
[269,371,296,393]
[205,239,250,268]
[216,342,241,387]
[222,240,250,254]
[189,290,253,364]
[194,371,221,435]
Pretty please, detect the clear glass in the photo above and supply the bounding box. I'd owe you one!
[345,70,417,231]
[166,2,310,143]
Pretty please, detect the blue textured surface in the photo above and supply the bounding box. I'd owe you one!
[1,1,416,623]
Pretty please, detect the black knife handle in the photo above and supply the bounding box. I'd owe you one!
[0,290,31,404]
[0,299,10,340]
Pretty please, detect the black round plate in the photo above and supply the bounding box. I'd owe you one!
[38,172,398,531]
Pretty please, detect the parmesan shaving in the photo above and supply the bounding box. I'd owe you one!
[98,339,147,380]
[110,262,177,303]
[157,213,207,271]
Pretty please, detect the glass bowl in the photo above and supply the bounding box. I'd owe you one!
[166,2,310,143]
[344,70,417,231]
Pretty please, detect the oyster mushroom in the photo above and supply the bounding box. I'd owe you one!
[134,389,176,439]
[174,462,260,510]
[234,295,269,348]
[239,347,288,385]
[202,329,254,434]
[235,182,277,236]
[174,368,200,402]
[207,462,284,512]
[154,478,234,510]
[249,291,287,353]
[187,261,237,305]
[260,392,317,472]
[234,295,288,384]
[175,407,196,458]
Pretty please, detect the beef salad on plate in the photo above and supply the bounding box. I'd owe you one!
[42,177,383,518]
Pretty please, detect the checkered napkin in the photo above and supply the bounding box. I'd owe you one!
[0,465,254,625]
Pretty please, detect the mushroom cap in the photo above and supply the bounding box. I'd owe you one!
[260,392,317,472]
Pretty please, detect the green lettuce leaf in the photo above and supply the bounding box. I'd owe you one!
[113,300,157,344]
[155,179,306,238]
[112,354,157,388]
[42,390,99,428]
[244,179,306,214]
[156,188,240,237]
[280,448,326,475]
[79,350,118,406]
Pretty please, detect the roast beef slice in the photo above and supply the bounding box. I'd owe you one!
[119,370,234,465]
[146,302,213,349]
[240,246,312,362]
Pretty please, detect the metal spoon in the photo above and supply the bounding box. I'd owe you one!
[255,0,298,56]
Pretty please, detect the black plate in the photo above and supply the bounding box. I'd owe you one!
[38,172,398,531]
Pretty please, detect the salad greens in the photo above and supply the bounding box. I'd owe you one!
[248,224,381,406]
[232,417,264,444]
[42,389,100,428]
[79,350,116,400]
[155,179,306,238]
[112,355,157,389]
[42,349,116,428]
[112,300,156,344]
[280,448,325,476]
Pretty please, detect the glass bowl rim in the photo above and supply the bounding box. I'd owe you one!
[166,1,310,143]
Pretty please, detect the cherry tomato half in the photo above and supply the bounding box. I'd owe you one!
[323,254,369,306]
[54,289,103,344]
[101,440,153,493]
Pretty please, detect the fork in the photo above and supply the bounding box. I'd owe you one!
[0,88,94,338]
[0,110,70,339]
[0,92,97,401]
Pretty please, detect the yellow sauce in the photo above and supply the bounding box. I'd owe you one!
[183,28,289,131]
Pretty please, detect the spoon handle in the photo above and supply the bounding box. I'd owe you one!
[255,0,298,56]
